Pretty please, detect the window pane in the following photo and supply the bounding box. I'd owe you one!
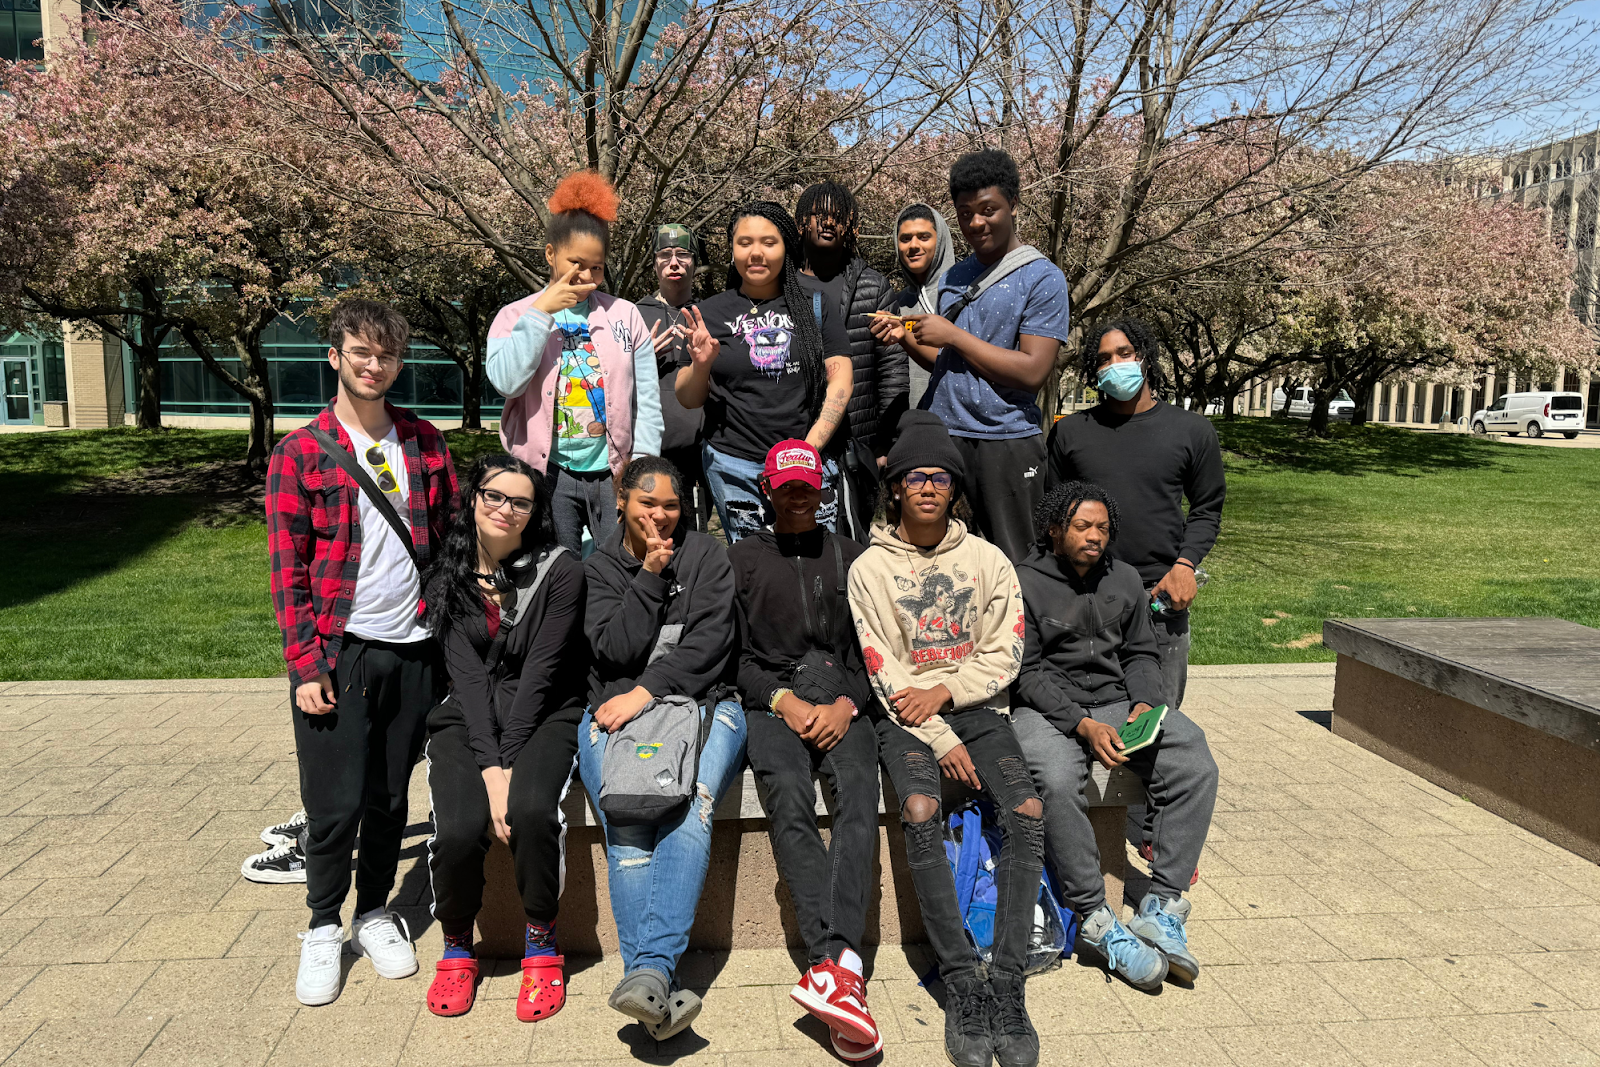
[15,0,40,61]
[1552,396,1582,410]
[0,10,17,62]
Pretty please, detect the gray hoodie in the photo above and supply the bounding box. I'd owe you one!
[887,203,956,408]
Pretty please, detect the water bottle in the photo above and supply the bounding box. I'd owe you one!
[1151,566,1210,614]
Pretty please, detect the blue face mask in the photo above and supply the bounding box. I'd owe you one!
[1097,361,1145,401]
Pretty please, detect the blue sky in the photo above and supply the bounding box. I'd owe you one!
[1505,0,1600,148]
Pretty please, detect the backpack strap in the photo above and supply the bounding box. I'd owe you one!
[308,426,420,571]
[482,545,568,680]
[954,805,984,916]
[941,246,1047,326]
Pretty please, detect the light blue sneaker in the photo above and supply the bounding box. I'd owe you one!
[1127,894,1199,983]
[1079,905,1167,991]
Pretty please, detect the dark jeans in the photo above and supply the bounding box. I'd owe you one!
[949,434,1046,564]
[745,708,880,964]
[547,465,616,556]
[293,635,437,929]
[835,447,881,545]
[1130,606,1193,846]
[424,704,583,935]
[875,708,1043,981]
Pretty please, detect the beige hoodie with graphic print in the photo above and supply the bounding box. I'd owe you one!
[847,519,1026,759]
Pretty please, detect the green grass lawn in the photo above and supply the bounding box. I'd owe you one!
[1,421,1596,679]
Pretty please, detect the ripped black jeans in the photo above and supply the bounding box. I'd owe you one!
[875,707,1044,982]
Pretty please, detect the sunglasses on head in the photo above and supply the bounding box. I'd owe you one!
[364,445,399,494]
[904,471,953,490]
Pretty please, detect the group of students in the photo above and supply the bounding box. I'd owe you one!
[254,145,1227,1067]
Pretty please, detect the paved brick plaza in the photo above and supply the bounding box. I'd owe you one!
[0,664,1594,1066]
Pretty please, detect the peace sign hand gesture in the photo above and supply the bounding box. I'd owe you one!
[671,306,719,367]
[533,263,598,316]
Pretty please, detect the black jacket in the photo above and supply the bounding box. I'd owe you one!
[636,293,703,453]
[730,528,871,711]
[827,258,909,456]
[1014,549,1166,737]
[434,550,589,770]
[583,523,738,706]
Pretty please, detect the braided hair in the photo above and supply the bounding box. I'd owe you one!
[1033,480,1121,555]
[726,200,827,418]
[794,181,862,263]
[1079,316,1168,397]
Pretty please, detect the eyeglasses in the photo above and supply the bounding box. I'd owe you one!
[364,445,400,495]
[904,471,953,490]
[654,249,693,264]
[340,348,401,371]
[480,487,535,516]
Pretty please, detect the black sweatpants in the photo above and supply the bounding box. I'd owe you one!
[876,708,1044,982]
[292,635,437,929]
[425,703,583,934]
[745,709,880,964]
[950,433,1046,564]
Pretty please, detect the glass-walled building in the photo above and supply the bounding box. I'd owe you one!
[0,333,67,426]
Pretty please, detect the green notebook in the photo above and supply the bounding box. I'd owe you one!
[1118,704,1169,756]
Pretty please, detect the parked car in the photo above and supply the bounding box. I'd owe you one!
[1471,392,1584,439]
[1272,386,1356,421]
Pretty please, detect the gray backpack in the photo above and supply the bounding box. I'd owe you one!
[598,694,709,826]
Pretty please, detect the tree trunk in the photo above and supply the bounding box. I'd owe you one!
[461,341,483,432]
[132,340,163,430]
[1308,392,1332,436]
[239,338,276,476]
[1349,380,1373,428]
[1221,386,1239,421]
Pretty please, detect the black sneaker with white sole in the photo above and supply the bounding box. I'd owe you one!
[242,841,307,883]
[261,810,308,848]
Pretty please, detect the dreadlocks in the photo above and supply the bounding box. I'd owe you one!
[1033,480,1122,555]
[794,181,862,264]
[725,200,828,419]
[1079,317,1168,398]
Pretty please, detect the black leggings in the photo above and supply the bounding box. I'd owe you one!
[425,704,583,935]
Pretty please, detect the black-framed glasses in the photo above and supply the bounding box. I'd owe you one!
[904,471,953,490]
[340,348,401,371]
[364,445,400,494]
[480,487,535,516]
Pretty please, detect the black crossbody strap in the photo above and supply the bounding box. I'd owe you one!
[309,426,420,571]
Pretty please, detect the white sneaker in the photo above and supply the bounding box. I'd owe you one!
[296,925,345,1006]
[351,909,417,979]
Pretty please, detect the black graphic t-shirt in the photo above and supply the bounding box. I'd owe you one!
[682,274,851,462]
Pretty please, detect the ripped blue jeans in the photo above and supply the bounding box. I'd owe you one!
[576,699,748,982]
[701,441,839,543]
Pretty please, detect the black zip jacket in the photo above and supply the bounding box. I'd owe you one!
[584,523,738,706]
[433,550,589,770]
[636,293,703,453]
[730,528,871,711]
[824,258,909,456]
[1014,549,1165,736]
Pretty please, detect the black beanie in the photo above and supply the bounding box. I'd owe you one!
[885,410,966,491]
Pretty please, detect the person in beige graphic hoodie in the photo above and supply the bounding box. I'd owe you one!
[846,410,1044,1067]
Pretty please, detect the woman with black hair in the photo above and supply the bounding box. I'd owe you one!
[419,454,588,1023]
[672,201,855,542]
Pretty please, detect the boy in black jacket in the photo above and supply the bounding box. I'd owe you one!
[730,440,882,1061]
[1012,482,1218,990]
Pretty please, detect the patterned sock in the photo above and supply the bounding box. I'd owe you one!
[441,927,475,961]
[525,919,558,959]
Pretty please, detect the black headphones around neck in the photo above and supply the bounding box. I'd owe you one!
[473,546,538,594]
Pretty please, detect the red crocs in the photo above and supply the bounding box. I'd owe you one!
[427,957,480,1017]
[516,954,566,1022]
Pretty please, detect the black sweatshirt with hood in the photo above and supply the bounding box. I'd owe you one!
[1014,548,1166,737]
[583,522,739,707]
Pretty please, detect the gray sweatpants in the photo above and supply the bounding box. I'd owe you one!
[1012,701,1218,917]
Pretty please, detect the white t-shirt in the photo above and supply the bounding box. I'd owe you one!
[341,420,430,644]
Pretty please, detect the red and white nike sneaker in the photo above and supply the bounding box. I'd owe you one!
[790,961,880,1051]
[831,1027,884,1061]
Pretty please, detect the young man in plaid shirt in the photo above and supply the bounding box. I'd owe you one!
[263,298,458,1006]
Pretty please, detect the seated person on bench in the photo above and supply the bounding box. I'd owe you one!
[1011,481,1218,990]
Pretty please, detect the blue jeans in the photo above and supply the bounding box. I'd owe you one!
[700,441,839,543]
[577,699,749,982]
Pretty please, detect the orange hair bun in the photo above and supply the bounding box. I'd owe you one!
[548,171,619,223]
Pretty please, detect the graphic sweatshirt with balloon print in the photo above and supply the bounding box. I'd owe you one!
[846,518,1026,759]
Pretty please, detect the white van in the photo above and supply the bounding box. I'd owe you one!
[1471,392,1585,439]
[1271,386,1356,421]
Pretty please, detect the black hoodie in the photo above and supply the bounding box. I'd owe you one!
[583,523,739,707]
[1014,549,1165,736]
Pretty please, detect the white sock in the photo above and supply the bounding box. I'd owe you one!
[838,948,864,977]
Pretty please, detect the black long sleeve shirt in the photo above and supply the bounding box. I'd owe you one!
[729,528,871,711]
[1046,401,1226,586]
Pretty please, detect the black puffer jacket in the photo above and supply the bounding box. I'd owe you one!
[832,258,909,456]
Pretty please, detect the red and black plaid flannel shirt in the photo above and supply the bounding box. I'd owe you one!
[267,401,458,688]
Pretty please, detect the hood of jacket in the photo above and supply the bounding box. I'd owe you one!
[869,517,969,556]
[889,203,956,315]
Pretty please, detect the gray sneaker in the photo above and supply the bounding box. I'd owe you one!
[1079,905,1167,991]
[1127,894,1199,983]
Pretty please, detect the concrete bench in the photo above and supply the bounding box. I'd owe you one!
[1324,616,1600,862]
[475,762,1146,958]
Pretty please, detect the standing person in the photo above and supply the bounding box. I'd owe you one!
[636,223,710,530]
[848,411,1044,1067]
[885,203,956,409]
[578,456,748,1042]
[265,298,457,1006]
[673,201,855,542]
[488,171,663,556]
[1011,482,1218,990]
[869,149,1072,563]
[730,440,883,1061]
[420,455,589,1021]
[794,182,908,542]
[1045,318,1224,716]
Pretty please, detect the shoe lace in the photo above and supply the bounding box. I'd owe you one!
[363,912,411,948]
[990,980,1031,1039]
[256,841,297,863]
[298,930,341,967]
[1100,921,1146,974]
[1149,905,1188,947]
[829,963,867,1007]
[953,983,990,1038]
